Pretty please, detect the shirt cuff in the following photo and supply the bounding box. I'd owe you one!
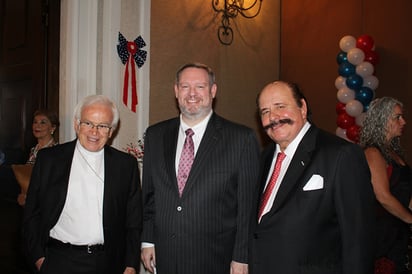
[141,242,154,248]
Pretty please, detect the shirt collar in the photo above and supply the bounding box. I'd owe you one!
[76,140,104,157]
[179,110,213,136]
[276,121,311,157]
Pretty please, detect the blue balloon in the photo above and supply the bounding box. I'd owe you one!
[338,62,355,77]
[346,74,363,90]
[336,51,348,64]
[355,87,374,106]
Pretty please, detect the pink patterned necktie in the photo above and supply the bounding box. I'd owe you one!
[177,128,195,196]
[258,152,286,220]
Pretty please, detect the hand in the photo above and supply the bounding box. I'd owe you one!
[17,193,26,206]
[123,266,136,274]
[230,261,248,274]
[35,257,45,271]
[141,246,156,273]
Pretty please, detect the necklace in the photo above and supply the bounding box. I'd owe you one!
[38,137,55,149]
[31,138,55,160]
[76,146,104,183]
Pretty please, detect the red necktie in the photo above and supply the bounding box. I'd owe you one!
[258,152,286,219]
[177,129,194,196]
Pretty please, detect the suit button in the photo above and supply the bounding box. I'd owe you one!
[177,206,182,211]
[253,233,259,239]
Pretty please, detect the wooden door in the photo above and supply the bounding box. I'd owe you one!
[0,0,60,164]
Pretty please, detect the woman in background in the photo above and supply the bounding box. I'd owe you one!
[360,97,412,274]
[16,109,59,206]
[26,109,59,164]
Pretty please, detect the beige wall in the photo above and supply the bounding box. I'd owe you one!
[280,0,412,154]
[59,0,412,154]
[149,1,281,144]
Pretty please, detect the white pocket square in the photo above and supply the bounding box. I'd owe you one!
[303,174,324,191]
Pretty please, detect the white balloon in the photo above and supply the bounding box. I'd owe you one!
[345,100,364,117]
[339,35,356,52]
[363,75,379,90]
[337,87,355,104]
[356,112,366,126]
[347,48,365,65]
[336,127,349,141]
[356,61,374,77]
[335,76,347,90]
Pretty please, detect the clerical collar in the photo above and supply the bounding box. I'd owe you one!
[75,140,104,157]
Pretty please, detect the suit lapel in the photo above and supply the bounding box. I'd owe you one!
[270,126,318,213]
[52,141,77,216]
[103,146,113,211]
[163,119,180,193]
[59,141,76,181]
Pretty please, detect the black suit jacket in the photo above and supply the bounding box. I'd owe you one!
[141,113,260,274]
[250,125,375,274]
[23,140,142,273]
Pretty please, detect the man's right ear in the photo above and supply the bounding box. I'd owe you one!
[73,119,80,133]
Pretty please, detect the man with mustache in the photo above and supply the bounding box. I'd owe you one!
[141,63,260,274]
[249,81,375,274]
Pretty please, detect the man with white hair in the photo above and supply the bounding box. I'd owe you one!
[23,95,142,274]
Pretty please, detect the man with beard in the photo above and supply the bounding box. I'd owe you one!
[140,63,260,274]
[249,81,375,274]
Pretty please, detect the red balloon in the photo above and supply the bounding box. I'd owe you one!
[336,102,346,115]
[337,112,355,129]
[346,124,360,143]
[356,35,374,52]
[364,50,379,66]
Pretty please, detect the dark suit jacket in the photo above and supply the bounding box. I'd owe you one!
[249,125,375,274]
[23,140,142,273]
[141,113,260,274]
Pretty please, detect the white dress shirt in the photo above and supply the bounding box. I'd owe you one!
[49,140,105,245]
[174,111,212,173]
[259,122,311,222]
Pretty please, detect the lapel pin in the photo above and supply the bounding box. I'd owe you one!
[301,161,305,166]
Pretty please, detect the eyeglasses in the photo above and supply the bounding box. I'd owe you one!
[78,120,112,133]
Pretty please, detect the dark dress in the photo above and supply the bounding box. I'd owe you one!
[375,160,412,274]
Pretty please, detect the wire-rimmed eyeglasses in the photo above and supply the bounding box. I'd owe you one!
[78,120,112,133]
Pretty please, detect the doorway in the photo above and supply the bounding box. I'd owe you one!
[0,0,60,164]
[0,0,60,272]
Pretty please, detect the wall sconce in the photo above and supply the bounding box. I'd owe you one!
[212,0,263,45]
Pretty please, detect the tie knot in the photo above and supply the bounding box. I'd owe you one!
[276,152,286,163]
[185,128,194,137]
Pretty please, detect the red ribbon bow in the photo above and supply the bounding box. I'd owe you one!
[117,33,147,113]
[123,42,138,112]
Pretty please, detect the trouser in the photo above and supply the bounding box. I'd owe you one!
[39,239,105,274]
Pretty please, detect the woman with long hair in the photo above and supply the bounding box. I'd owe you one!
[360,97,412,274]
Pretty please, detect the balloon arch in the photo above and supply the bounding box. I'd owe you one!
[335,34,379,143]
